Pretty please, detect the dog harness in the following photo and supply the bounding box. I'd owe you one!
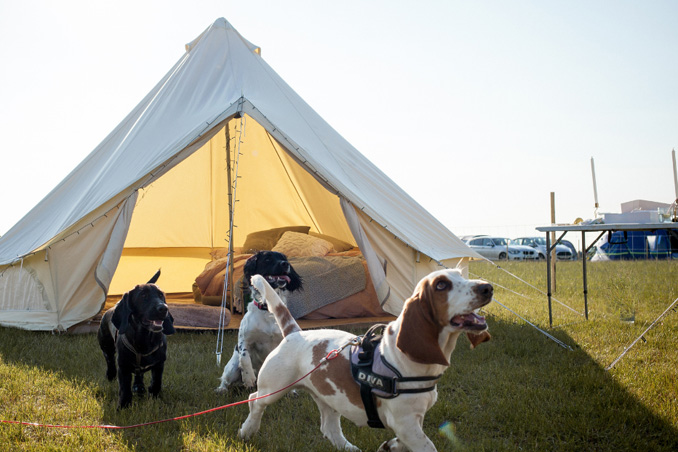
[350,324,442,429]
[117,332,165,373]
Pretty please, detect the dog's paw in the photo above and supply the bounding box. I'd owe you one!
[242,374,257,389]
[250,275,266,296]
[238,427,249,440]
[118,397,133,410]
[132,383,146,396]
[377,438,405,452]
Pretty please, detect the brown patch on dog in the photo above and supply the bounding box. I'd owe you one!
[273,303,300,337]
[396,275,451,366]
[310,341,362,409]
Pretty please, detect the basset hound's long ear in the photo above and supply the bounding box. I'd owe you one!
[467,330,491,349]
[396,278,450,366]
[111,291,133,334]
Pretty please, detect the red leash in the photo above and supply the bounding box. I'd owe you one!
[1,347,347,430]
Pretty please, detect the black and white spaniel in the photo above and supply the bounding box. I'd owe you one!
[216,251,302,391]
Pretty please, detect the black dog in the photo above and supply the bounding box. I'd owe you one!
[216,251,302,391]
[97,270,175,408]
[243,250,303,296]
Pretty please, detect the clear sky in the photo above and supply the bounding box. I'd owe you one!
[1,0,676,245]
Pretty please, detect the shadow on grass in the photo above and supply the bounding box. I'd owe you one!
[0,319,677,451]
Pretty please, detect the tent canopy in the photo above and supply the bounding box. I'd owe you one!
[0,18,480,331]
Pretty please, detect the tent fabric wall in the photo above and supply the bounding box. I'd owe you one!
[0,18,481,330]
[0,195,135,330]
[109,117,358,295]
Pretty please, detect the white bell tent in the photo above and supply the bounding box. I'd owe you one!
[0,18,481,331]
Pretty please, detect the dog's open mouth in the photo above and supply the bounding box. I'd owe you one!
[450,312,487,331]
[265,275,291,288]
[143,319,164,332]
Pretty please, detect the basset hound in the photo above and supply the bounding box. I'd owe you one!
[239,268,493,451]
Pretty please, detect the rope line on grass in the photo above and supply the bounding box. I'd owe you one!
[0,342,355,430]
[492,264,585,317]
[470,269,584,319]
[605,296,678,371]
[492,296,574,351]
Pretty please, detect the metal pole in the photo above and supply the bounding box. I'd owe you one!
[581,231,589,320]
[225,124,235,312]
[546,230,553,327]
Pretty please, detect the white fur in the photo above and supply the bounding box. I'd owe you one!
[216,290,289,391]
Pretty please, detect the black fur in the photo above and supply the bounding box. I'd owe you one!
[243,251,302,292]
[97,270,175,408]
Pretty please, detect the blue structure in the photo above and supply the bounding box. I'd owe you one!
[597,229,678,260]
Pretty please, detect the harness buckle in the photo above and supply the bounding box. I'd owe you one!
[391,376,400,396]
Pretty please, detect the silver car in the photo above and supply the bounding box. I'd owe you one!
[465,236,539,261]
[512,236,575,260]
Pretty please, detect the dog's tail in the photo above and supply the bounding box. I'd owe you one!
[250,275,301,338]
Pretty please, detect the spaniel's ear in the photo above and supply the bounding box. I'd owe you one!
[286,266,303,292]
[111,292,133,334]
[396,280,449,366]
[243,254,259,279]
[467,330,491,349]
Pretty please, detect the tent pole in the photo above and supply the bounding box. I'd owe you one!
[225,123,235,312]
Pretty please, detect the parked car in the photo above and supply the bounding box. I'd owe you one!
[511,236,575,260]
[464,236,539,261]
[559,239,579,260]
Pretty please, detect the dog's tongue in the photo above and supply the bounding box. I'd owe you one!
[451,313,487,330]
[143,319,163,330]
[267,275,291,284]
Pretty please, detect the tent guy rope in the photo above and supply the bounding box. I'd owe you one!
[606,296,678,370]
[492,296,575,351]
[492,264,585,317]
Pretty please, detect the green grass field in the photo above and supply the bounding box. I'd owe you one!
[0,260,676,451]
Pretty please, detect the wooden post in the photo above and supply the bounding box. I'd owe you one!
[546,230,553,327]
[581,231,589,320]
[550,192,557,293]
